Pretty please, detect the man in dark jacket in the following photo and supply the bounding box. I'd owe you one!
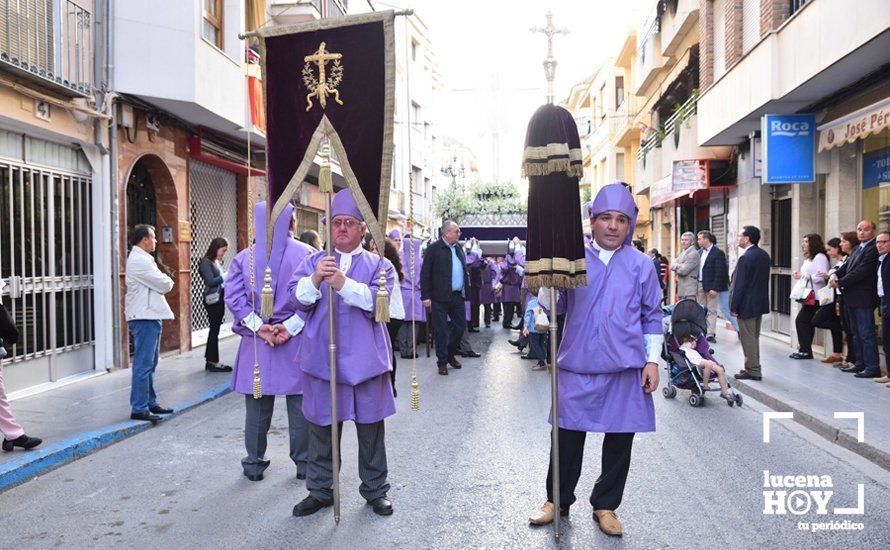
[730,225,771,381]
[421,220,471,375]
[697,231,729,342]
[831,220,880,378]
[876,231,890,386]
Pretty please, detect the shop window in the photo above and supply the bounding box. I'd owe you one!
[861,128,890,231]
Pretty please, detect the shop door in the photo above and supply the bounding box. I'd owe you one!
[770,197,792,335]
[0,160,94,393]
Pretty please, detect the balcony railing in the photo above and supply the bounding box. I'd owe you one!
[0,0,92,95]
[637,90,699,160]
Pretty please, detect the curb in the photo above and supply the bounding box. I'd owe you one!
[0,381,232,494]
[731,378,890,471]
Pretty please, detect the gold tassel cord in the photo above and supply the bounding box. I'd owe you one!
[410,373,419,410]
[318,143,333,193]
[374,268,390,323]
[260,267,274,319]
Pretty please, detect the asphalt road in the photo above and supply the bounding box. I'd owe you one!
[1,327,888,549]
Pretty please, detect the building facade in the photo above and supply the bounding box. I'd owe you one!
[696,0,890,347]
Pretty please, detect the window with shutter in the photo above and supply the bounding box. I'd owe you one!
[742,0,761,55]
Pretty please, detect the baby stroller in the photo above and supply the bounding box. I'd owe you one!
[661,299,743,408]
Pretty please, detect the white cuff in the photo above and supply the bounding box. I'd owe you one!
[242,312,262,333]
[337,277,374,311]
[282,314,304,336]
[644,334,664,365]
[516,266,525,277]
[296,276,322,306]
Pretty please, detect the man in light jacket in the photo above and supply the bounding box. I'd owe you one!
[671,232,700,300]
[125,224,175,423]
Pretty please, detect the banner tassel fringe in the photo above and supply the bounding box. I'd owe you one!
[260,267,274,319]
[374,268,390,323]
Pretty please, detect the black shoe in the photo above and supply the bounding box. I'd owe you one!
[244,472,263,482]
[130,412,162,423]
[468,328,480,333]
[460,351,481,358]
[369,496,393,516]
[854,370,881,378]
[521,354,537,360]
[149,405,174,415]
[706,335,716,343]
[2,434,42,452]
[733,372,762,381]
[510,325,523,331]
[841,365,865,373]
[206,362,233,372]
[293,496,331,517]
[485,324,491,328]
[789,352,813,360]
[508,339,522,348]
[296,472,306,480]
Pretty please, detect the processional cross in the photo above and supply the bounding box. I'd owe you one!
[303,41,344,111]
[530,11,569,104]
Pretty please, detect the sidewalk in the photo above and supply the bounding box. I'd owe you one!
[711,324,890,470]
[0,337,239,491]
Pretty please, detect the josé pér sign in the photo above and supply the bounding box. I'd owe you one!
[761,114,816,184]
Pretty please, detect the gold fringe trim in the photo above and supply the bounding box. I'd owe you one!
[524,273,588,291]
[521,160,584,178]
[374,268,390,323]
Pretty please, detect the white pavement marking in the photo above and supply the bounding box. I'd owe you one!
[763,411,794,443]
[833,412,865,443]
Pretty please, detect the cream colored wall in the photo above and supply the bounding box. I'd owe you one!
[0,85,96,147]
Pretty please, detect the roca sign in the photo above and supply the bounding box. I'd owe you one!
[761,114,816,184]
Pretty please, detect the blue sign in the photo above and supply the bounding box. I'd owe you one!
[862,147,890,190]
[761,114,816,184]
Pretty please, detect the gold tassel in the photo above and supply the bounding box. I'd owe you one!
[260,267,274,319]
[410,372,420,411]
[318,143,333,193]
[374,268,390,323]
[252,360,262,399]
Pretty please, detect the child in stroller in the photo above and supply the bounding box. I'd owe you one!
[662,299,743,408]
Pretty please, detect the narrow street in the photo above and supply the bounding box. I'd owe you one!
[1,328,887,549]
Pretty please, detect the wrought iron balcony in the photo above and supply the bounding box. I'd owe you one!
[0,0,93,96]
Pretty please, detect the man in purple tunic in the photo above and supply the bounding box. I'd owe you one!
[225,202,315,482]
[288,189,397,518]
[499,248,524,329]
[529,183,663,537]
[480,256,499,328]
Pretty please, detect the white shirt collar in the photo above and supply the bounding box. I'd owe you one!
[592,239,619,266]
[335,244,364,273]
[336,244,364,257]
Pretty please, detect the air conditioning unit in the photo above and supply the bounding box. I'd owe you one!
[119,103,134,128]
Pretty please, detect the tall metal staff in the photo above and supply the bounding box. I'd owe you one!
[530,11,569,541]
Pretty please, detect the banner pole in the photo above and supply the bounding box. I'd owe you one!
[549,286,560,540]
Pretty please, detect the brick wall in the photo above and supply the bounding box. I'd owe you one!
[700,0,714,88]
[725,0,744,66]
[760,0,791,37]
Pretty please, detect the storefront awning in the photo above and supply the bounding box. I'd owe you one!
[818,97,890,152]
[649,175,695,207]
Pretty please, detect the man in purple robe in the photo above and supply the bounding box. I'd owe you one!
[465,241,484,332]
[288,189,397,518]
[480,256,499,328]
[225,202,315,482]
[395,233,427,359]
[528,183,663,538]
[500,247,524,329]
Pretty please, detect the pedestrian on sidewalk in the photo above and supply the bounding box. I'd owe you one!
[421,220,470,376]
[873,231,890,386]
[528,184,663,538]
[791,234,830,360]
[522,295,548,371]
[730,225,770,382]
[812,237,851,365]
[696,231,729,342]
[125,224,176,423]
[671,232,700,301]
[830,220,880,378]
[0,300,42,452]
[199,237,233,373]
[288,189,396,518]
[226,203,315,482]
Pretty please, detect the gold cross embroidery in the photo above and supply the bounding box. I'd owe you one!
[303,42,344,111]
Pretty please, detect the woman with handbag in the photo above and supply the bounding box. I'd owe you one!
[199,237,232,372]
[790,233,829,360]
[811,238,848,364]
[0,298,42,452]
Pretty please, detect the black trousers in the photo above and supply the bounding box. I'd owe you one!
[795,304,819,354]
[491,302,501,320]
[811,303,844,354]
[502,302,521,328]
[204,299,225,363]
[483,304,492,326]
[386,319,402,393]
[545,430,635,510]
[470,299,480,328]
[431,292,467,364]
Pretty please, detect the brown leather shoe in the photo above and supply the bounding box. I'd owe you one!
[448,356,462,369]
[873,376,890,383]
[821,354,843,364]
[528,502,568,526]
[593,509,622,536]
[437,363,448,375]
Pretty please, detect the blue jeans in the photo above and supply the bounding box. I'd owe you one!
[430,292,467,364]
[529,333,547,366]
[128,320,162,414]
[718,291,739,332]
[847,307,879,373]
